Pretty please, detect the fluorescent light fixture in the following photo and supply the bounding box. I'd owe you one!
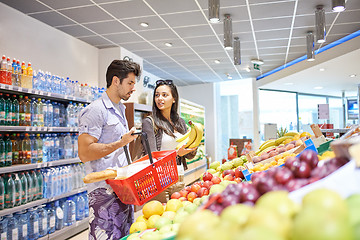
[306,31,315,61]
[319,68,325,71]
[250,59,264,65]
[284,82,294,85]
[315,5,326,43]
[208,0,220,23]
[245,67,251,72]
[164,42,173,47]
[223,14,233,50]
[140,22,149,27]
[314,86,323,89]
[332,0,345,12]
[233,37,241,65]
[350,74,357,78]
[214,59,221,64]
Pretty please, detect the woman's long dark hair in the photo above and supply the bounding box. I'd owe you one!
[152,80,186,137]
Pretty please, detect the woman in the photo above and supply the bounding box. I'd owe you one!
[141,79,197,202]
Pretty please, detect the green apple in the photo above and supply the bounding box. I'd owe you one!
[231,158,244,168]
[221,162,232,171]
[209,184,225,195]
[221,204,253,228]
[181,201,192,208]
[212,171,221,178]
[184,202,198,214]
[219,180,234,188]
[159,224,173,234]
[209,161,220,170]
[141,231,162,240]
[154,216,172,230]
[173,210,189,224]
[193,197,202,206]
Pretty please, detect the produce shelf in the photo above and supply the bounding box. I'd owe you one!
[48,218,89,240]
[0,126,79,132]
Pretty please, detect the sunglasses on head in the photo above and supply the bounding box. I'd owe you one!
[156,80,173,86]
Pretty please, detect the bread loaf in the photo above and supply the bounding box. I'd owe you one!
[83,169,117,183]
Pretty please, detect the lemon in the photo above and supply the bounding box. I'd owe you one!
[129,221,147,234]
[143,200,164,219]
[136,215,147,223]
[147,214,161,229]
[165,199,183,212]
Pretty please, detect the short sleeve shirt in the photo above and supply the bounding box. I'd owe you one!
[78,92,129,193]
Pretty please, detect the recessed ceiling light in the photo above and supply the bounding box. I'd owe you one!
[319,68,325,71]
[251,59,264,65]
[350,74,357,78]
[140,22,149,27]
[245,67,251,72]
[164,42,173,47]
[226,73,232,79]
[314,86,323,89]
[214,59,221,64]
[284,82,294,85]
[224,46,233,50]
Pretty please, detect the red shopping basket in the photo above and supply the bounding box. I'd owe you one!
[106,132,179,205]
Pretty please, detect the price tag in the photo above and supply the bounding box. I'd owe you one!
[27,89,32,93]
[18,87,23,91]
[49,127,53,131]
[35,90,40,94]
[25,127,30,131]
[39,91,44,95]
[47,92,51,96]
[8,85,13,90]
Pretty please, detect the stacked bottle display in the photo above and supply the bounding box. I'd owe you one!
[0,164,85,210]
[0,192,89,240]
[0,54,104,101]
[0,132,79,167]
[0,93,86,127]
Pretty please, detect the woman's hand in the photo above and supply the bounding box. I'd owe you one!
[177,145,197,157]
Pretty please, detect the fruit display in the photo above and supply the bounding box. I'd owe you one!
[176,120,204,149]
[206,155,248,182]
[177,189,360,240]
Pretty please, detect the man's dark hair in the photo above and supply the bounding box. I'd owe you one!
[106,60,141,88]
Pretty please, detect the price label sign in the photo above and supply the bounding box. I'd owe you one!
[318,104,329,120]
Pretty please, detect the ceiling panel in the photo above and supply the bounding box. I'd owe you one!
[255,29,291,40]
[146,0,199,14]
[197,0,246,9]
[257,39,289,48]
[160,11,208,28]
[174,25,214,38]
[100,1,155,19]
[212,21,252,35]
[253,17,293,32]
[137,28,178,41]
[104,32,144,44]
[183,35,220,45]
[336,9,360,24]
[191,44,226,53]
[77,35,113,46]
[57,24,95,37]
[161,47,195,56]
[83,20,129,35]
[120,41,155,51]
[29,11,76,27]
[171,54,200,61]
[1,0,51,14]
[149,38,187,49]
[250,1,295,20]
[39,0,93,10]
[259,46,287,55]
[59,5,113,24]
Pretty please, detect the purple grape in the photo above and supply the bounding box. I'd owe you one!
[299,150,319,169]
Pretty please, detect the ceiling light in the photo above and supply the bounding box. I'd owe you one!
[284,82,294,85]
[306,31,315,61]
[233,37,241,65]
[208,0,220,23]
[223,14,233,50]
[250,59,264,65]
[140,22,149,27]
[319,68,325,71]
[350,74,357,78]
[314,86,323,89]
[332,0,345,12]
[214,59,221,64]
[245,67,251,72]
[164,42,173,47]
[226,73,232,79]
[315,5,326,43]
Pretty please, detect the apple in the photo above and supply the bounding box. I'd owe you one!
[179,197,187,202]
[203,180,213,190]
[294,161,311,178]
[274,168,294,185]
[179,189,189,198]
[191,183,201,193]
[197,187,209,197]
[222,169,235,178]
[285,157,300,172]
[299,150,319,169]
[185,186,191,192]
[211,176,221,184]
[234,177,242,183]
[235,167,245,178]
[202,172,213,182]
[171,192,181,199]
[187,192,198,202]
[223,175,234,181]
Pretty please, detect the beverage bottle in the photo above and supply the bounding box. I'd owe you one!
[24,96,31,126]
[16,134,23,165]
[0,93,5,125]
[72,165,78,189]
[37,70,45,91]
[25,62,33,89]
[4,173,15,208]
[11,59,19,86]
[0,175,4,210]
[20,61,27,88]
[10,134,19,165]
[16,60,21,85]
[22,133,31,164]
[18,95,25,126]
[42,134,49,162]
[48,134,54,161]
[59,133,65,159]
[0,216,8,240]
[72,133,78,158]
[6,57,12,85]
[32,70,38,90]
[46,100,53,127]
[53,133,59,161]
[6,213,18,240]
[75,193,85,221]
[24,171,33,202]
[0,56,7,84]
[4,134,12,166]
[47,203,56,234]
[59,103,66,127]
[0,134,5,167]
[45,72,51,92]
[11,95,19,126]
[37,205,48,237]
[36,134,43,163]
[42,168,51,198]
[30,134,38,164]
[64,133,73,159]
[36,170,43,199]
[65,78,71,95]
[4,94,12,125]
[19,172,28,204]
[12,173,22,207]
[55,102,60,127]
[59,77,65,95]
[61,167,67,193]
[30,170,39,201]
[83,193,89,217]
[37,98,44,127]
[42,99,48,127]
[67,165,73,191]
[14,210,28,239]
[66,102,73,127]
[28,207,39,240]
[52,167,58,197]
[30,97,37,126]
[54,200,64,230]
[58,167,64,195]
[63,197,76,226]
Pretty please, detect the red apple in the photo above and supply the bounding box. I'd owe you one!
[222,169,235,178]
[211,176,221,184]
[224,174,234,181]
[179,189,189,198]
[187,192,198,202]
[185,186,191,192]
[191,183,201,193]
[294,161,311,178]
[202,172,213,182]
[197,187,209,197]
[234,177,242,183]
[299,150,319,169]
[235,167,245,178]
[171,192,181,199]
[222,158,227,164]
[274,168,294,185]
[179,197,187,202]
[203,180,213,190]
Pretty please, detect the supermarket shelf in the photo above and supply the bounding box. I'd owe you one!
[0,126,79,132]
[320,128,349,133]
[0,198,48,217]
[47,158,81,167]
[48,218,88,240]
[0,83,90,103]
[48,186,88,202]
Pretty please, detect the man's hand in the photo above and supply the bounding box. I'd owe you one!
[177,145,197,157]
[122,127,139,145]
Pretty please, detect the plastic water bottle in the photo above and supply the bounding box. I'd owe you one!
[4,94,12,126]
[64,134,73,159]
[53,134,59,161]
[53,102,60,127]
[59,103,66,127]
[11,59,19,86]
[12,173,22,207]
[0,134,5,167]
[0,175,4,210]
[6,214,18,240]
[59,77,65,95]
[71,165,77,190]
[49,134,55,161]
[59,167,65,194]
[0,93,6,126]
[24,171,33,202]
[4,134,12,166]
[37,205,48,237]
[46,203,56,234]
[37,98,44,127]
[63,197,76,226]
[15,210,28,240]
[51,167,58,197]
[66,102,74,127]
[11,95,19,126]
[0,216,8,240]
[72,133,78,158]
[24,96,31,126]
[30,170,39,201]
[30,98,37,126]
[30,134,37,164]
[83,193,89,217]
[19,172,28,205]
[4,173,15,208]
[42,168,51,198]
[58,133,65,160]
[36,170,43,200]
[28,207,39,240]
[67,165,73,191]
[36,134,43,163]
[75,193,85,221]
[22,133,31,164]
[54,200,64,230]
[46,100,53,127]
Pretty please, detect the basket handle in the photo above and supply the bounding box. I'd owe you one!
[131,131,154,165]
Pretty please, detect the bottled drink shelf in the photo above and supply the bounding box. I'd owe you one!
[48,217,89,240]
[0,158,81,174]
[0,126,79,132]
[0,83,90,103]
[48,186,87,202]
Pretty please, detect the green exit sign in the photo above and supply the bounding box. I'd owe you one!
[254,64,260,71]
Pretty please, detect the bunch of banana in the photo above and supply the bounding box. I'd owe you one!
[256,139,276,154]
[176,121,204,149]
[275,136,293,145]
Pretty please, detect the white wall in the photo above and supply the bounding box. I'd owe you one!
[178,83,218,162]
[0,3,99,87]
[98,47,121,88]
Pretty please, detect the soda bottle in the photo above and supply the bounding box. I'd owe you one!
[20,61,27,88]
[4,94,12,125]
[4,134,12,166]
[24,171,33,202]
[12,173,22,207]
[14,210,28,239]
[19,95,25,126]
[24,96,31,126]
[0,175,4,210]
[0,134,5,167]
[4,173,15,208]
[16,60,21,85]
[28,207,39,240]
[19,172,28,204]
[36,169,43,199]
[11,59,19,86]
[6,213,18,240]
[11,95,19,126]
[30,98,37,126]
[37,98,44,127]
[22,133,31,164]
[36,134,43,163]
[6,57,12,85]
[0,93,5,125]
[30,134,38,164]
[0,56,7,84]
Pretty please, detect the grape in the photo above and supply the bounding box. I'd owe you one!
[299,150,319,169]
[285,157,300,171]
[294,161,311,178]
[254,177,276,195]
[274,167,294,185]
[285,178,309,191]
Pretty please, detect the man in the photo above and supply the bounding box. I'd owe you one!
[78,60,141,240]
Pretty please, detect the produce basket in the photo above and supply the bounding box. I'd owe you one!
[106,132,178,206]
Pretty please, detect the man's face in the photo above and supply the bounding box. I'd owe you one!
[116,72,136,101]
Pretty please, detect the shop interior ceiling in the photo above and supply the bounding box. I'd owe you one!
[1,0,360,89]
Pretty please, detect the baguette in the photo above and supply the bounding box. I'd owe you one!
[83,169,117,183]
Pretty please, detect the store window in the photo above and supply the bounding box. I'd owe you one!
[329,97,344,129]
[298,94,327,132]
